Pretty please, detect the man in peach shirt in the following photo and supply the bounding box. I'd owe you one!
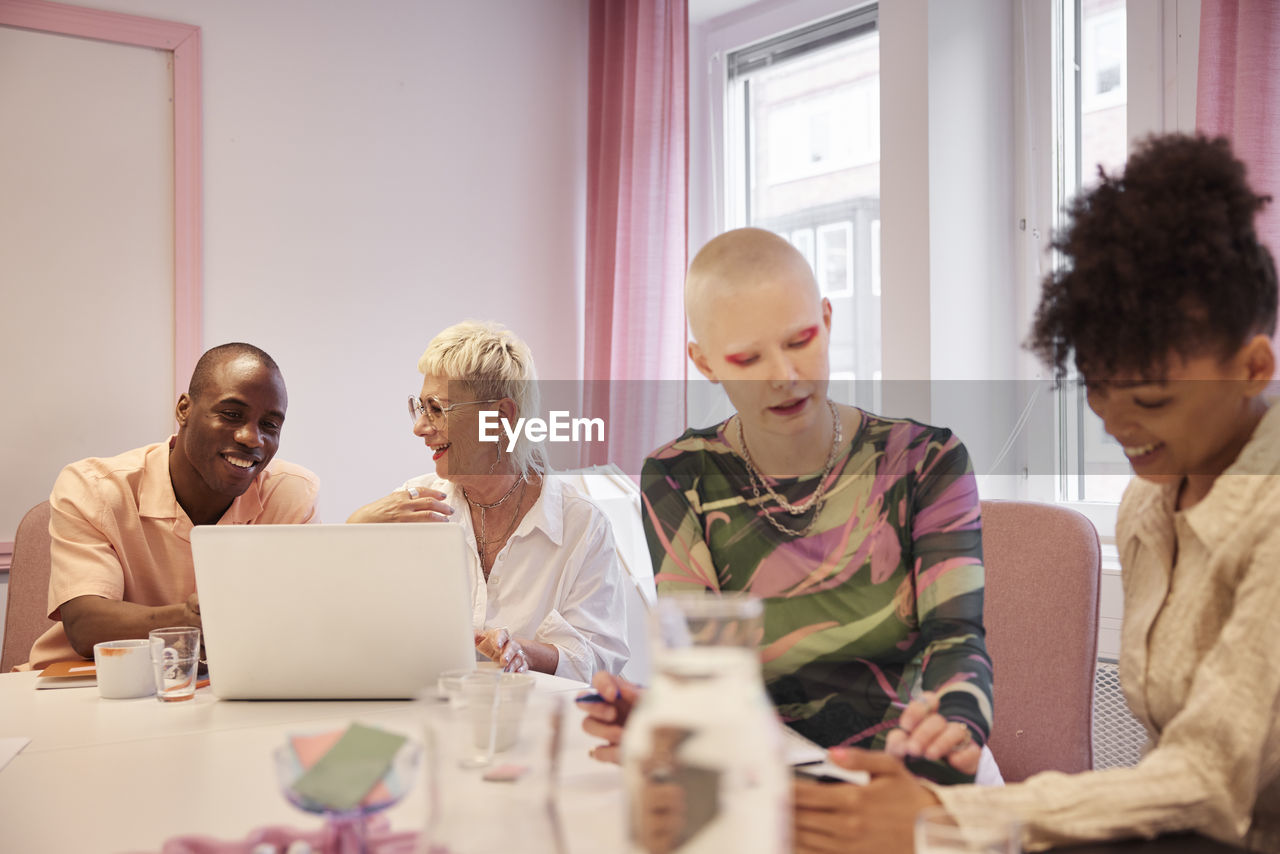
[18,343,320,670]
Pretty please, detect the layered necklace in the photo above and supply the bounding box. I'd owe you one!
[737,398,843,537]
[463,476,528,565]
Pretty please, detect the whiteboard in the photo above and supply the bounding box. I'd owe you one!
[0,25,176,541]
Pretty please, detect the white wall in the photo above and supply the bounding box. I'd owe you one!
[28,0,590,522]
[1,25,177,542]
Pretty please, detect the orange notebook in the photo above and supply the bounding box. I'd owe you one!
[35,660,96,689]
[34,660,211,691]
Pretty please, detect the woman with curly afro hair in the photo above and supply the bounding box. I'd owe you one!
[785,134,1280,854]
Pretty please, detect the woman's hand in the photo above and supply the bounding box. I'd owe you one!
[577,671,643,764]
[475,627,529,673]
[794,748,941,854]
[884,691,981,774]
[346,487,453,524]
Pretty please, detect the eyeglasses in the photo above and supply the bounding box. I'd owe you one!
[408,395,503,427]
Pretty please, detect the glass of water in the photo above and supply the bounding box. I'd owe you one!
[915,805,1021,853]
[149,626,201,703]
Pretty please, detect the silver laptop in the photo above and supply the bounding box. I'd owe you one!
[191,523,473,700]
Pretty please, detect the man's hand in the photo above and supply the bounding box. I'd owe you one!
[182,592,202,627]
[346,487,453,524]
[61,594,202,659]
[794,748,941,854]
[884,691,981,774]
[577,671,643,764]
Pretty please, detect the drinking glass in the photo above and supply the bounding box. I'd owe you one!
[149,626,201,703]
[914,805,1021,853]
[419,691,567,854]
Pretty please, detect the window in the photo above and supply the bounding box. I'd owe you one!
[1055,0,1131,505]
[1081,7,1126,113]
[725,5,880,397]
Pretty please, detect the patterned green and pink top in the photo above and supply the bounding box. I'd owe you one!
[641,410,993,760]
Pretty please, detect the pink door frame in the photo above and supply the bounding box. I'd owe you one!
[0,0,203,572]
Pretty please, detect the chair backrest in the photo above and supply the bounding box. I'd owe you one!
[559,465,655,684]
[2,501,54,672]
[980,499,1101,783]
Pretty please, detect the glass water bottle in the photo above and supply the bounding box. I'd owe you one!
[621,593,789,853]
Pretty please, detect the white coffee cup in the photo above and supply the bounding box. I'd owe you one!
[93,638,158,699]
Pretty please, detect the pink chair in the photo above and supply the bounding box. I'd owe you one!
[980,499,1101,783]
[2,501,54,672]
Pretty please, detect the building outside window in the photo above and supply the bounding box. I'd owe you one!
[1058,0,1131,505]
[725,6,880,398]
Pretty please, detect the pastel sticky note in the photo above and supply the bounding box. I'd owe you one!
[482,763,529,783]
[290,730,392,806]
[289,723,407,811]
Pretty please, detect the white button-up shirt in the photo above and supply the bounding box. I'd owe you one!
[403,472,630,682]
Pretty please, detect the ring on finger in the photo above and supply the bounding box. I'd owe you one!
[407,486,421,499]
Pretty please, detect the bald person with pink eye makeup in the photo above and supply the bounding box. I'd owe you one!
[579,228,997,799]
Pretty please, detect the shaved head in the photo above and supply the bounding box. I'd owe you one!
[685,228,820,343]
[188,343,281,402]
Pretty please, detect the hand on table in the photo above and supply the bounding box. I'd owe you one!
[182,592,203,629]
[346,487,453,524]
[884,691,981,775]
[794,747,941,854]
[475,627,529,673]
[183,593,211,672]
[577,671,643,764]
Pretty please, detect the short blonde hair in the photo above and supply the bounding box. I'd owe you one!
[417,320,547,478]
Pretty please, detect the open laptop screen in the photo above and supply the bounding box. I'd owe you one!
[191,523,472,699]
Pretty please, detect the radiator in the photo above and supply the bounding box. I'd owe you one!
[1092,658,1148,769]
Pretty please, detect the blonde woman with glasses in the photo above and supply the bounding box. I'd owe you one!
[349,321,629,681]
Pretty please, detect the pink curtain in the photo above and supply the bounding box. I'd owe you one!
[583,0,689,476]
[1197,0,1280,364]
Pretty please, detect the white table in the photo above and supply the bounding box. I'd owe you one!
[0,671,628,853]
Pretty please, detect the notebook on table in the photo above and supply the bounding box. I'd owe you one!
[191,523,473,700]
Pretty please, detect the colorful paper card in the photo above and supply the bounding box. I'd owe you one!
[288,723,406,811]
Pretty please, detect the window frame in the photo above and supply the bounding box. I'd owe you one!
[1018,0,1201,546]
[692,0,1201,549]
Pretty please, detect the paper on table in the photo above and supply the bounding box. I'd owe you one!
[0,737,30,772]
[779,720,827,765]
[290,729,393,806]
[289,723,407,811]
[35,660,97,690]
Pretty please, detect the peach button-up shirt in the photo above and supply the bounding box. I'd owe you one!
[20,438,319,670]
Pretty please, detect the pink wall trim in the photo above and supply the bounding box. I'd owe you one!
[0,541,12,575]
[0,0,203,402]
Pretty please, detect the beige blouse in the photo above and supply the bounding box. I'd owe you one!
[935,403,1280,852]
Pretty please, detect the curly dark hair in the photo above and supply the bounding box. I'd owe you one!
[1028,134,1276,378]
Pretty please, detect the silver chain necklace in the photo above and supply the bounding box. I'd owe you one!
[736,399,842,537]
